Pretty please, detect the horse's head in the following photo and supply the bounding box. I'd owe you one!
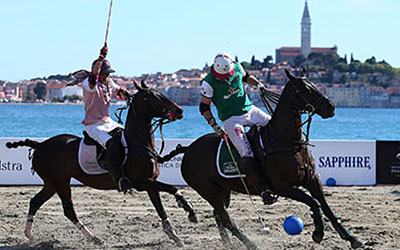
[284,68,335,119]
[131,80,183,121]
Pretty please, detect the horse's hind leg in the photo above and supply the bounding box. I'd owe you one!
[212,199,258,250]
[199,186,257,250]
[307,178,363,249]
[213,189,233,248]
[153,181,197,222]
[25,184,56,241]
[56,184,102,245]
[278,186,325,244]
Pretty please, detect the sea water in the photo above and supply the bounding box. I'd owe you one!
[0,104,399,140]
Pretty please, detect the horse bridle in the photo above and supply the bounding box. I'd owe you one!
[287,77,329,142]
[113,91,175,156]
[264,78,328,154]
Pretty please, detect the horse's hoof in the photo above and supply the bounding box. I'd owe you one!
[188,212,198,223]
[351,238,363,249]
[24,230,33,242]
[91,236,104,245]
[312,230,324,243]
[176,239,184,247]
[248,242,259,250]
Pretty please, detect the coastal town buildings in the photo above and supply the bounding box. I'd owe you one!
[1,1,399,107]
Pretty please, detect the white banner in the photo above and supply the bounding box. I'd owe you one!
[155,139,193,185]
[1,138,376,186]
[0,138,82,185]
[310,140,376,185]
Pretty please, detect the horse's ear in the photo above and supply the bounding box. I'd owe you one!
[285,68,296,80]
[141,80,148,89]
[301,68,307,77]
[133,80,141,91]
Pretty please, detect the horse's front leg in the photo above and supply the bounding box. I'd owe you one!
[153,181,197,222]
[307,177,363,249]
[146,183,183,247]
[277,185,325,244]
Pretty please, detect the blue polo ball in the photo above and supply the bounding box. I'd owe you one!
[283,216,304,235]
[326,177,336,186]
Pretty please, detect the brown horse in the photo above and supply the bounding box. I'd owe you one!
[160,69,363,249]
[6,81,196,246]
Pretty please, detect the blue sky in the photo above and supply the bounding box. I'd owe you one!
[1,0,399,82]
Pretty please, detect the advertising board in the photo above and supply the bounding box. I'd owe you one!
[0,138,378,186]
[309,140,376,185]
[376,141,400,184]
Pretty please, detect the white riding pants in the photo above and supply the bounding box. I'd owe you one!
[84,117,123,148]
[222,105,271,158]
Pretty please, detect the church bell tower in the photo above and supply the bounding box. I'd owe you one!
[301,0,311,57]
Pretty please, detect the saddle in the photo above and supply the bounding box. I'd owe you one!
[84,128,123,168]
[216,125,265,178]
[78,128,128,175]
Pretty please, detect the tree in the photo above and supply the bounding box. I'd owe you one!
[241,61,251,70]
[334,62,349,72]
[340,73,350,83]
[250,55,256,66]
[262,55,274,68]
[365,56,376,65]
[293,55,307,68]
[33,82,47,100]
[25,93,36,101]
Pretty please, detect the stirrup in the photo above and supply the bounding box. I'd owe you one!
[261,189,278,205]
[118,177,132,194]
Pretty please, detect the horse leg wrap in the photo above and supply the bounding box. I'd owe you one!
[333,215,352,240]
[311,207,325,243]
[162,218,183,246]
[311,207,326,231]
[231,228,259,250]
[75,220,94,238]
[175,193,197,223]
[213,211,232,247]
[25,215,34,241]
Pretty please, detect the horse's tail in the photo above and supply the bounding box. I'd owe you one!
[6,139,40,149]
[157,144,187,163]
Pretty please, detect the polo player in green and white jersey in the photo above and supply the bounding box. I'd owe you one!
[199,52,276,205]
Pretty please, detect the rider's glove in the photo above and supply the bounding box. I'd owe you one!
[100,45,108,58]
[209,118,226,137]
[117,88,129,100]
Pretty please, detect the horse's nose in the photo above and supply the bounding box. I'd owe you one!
[323,101,335,118]
[175,107,183,119]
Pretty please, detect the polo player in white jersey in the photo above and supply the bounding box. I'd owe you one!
[199,52,277,205]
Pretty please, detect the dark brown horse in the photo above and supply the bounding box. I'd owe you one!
[161,69,363,249]
[6,81,196,246]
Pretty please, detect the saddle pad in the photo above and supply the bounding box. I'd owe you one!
[78,133,128,175]
[216,139,246,178]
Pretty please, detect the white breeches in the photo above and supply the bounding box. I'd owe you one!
[84,117,123,148]
[222,105,271,158]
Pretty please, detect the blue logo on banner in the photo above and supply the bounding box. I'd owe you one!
[318,156,371,170]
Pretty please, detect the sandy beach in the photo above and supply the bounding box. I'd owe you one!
[0,185,399,250]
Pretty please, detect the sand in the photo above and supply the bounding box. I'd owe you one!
[0,185,399,250]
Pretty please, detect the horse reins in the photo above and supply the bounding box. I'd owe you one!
[114,93,172,157]
[268,79,327,147]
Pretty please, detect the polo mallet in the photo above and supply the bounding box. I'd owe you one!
[104,0,114,46]
[221,133,270,232]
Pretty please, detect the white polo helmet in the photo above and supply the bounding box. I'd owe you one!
[211,53,235,80]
